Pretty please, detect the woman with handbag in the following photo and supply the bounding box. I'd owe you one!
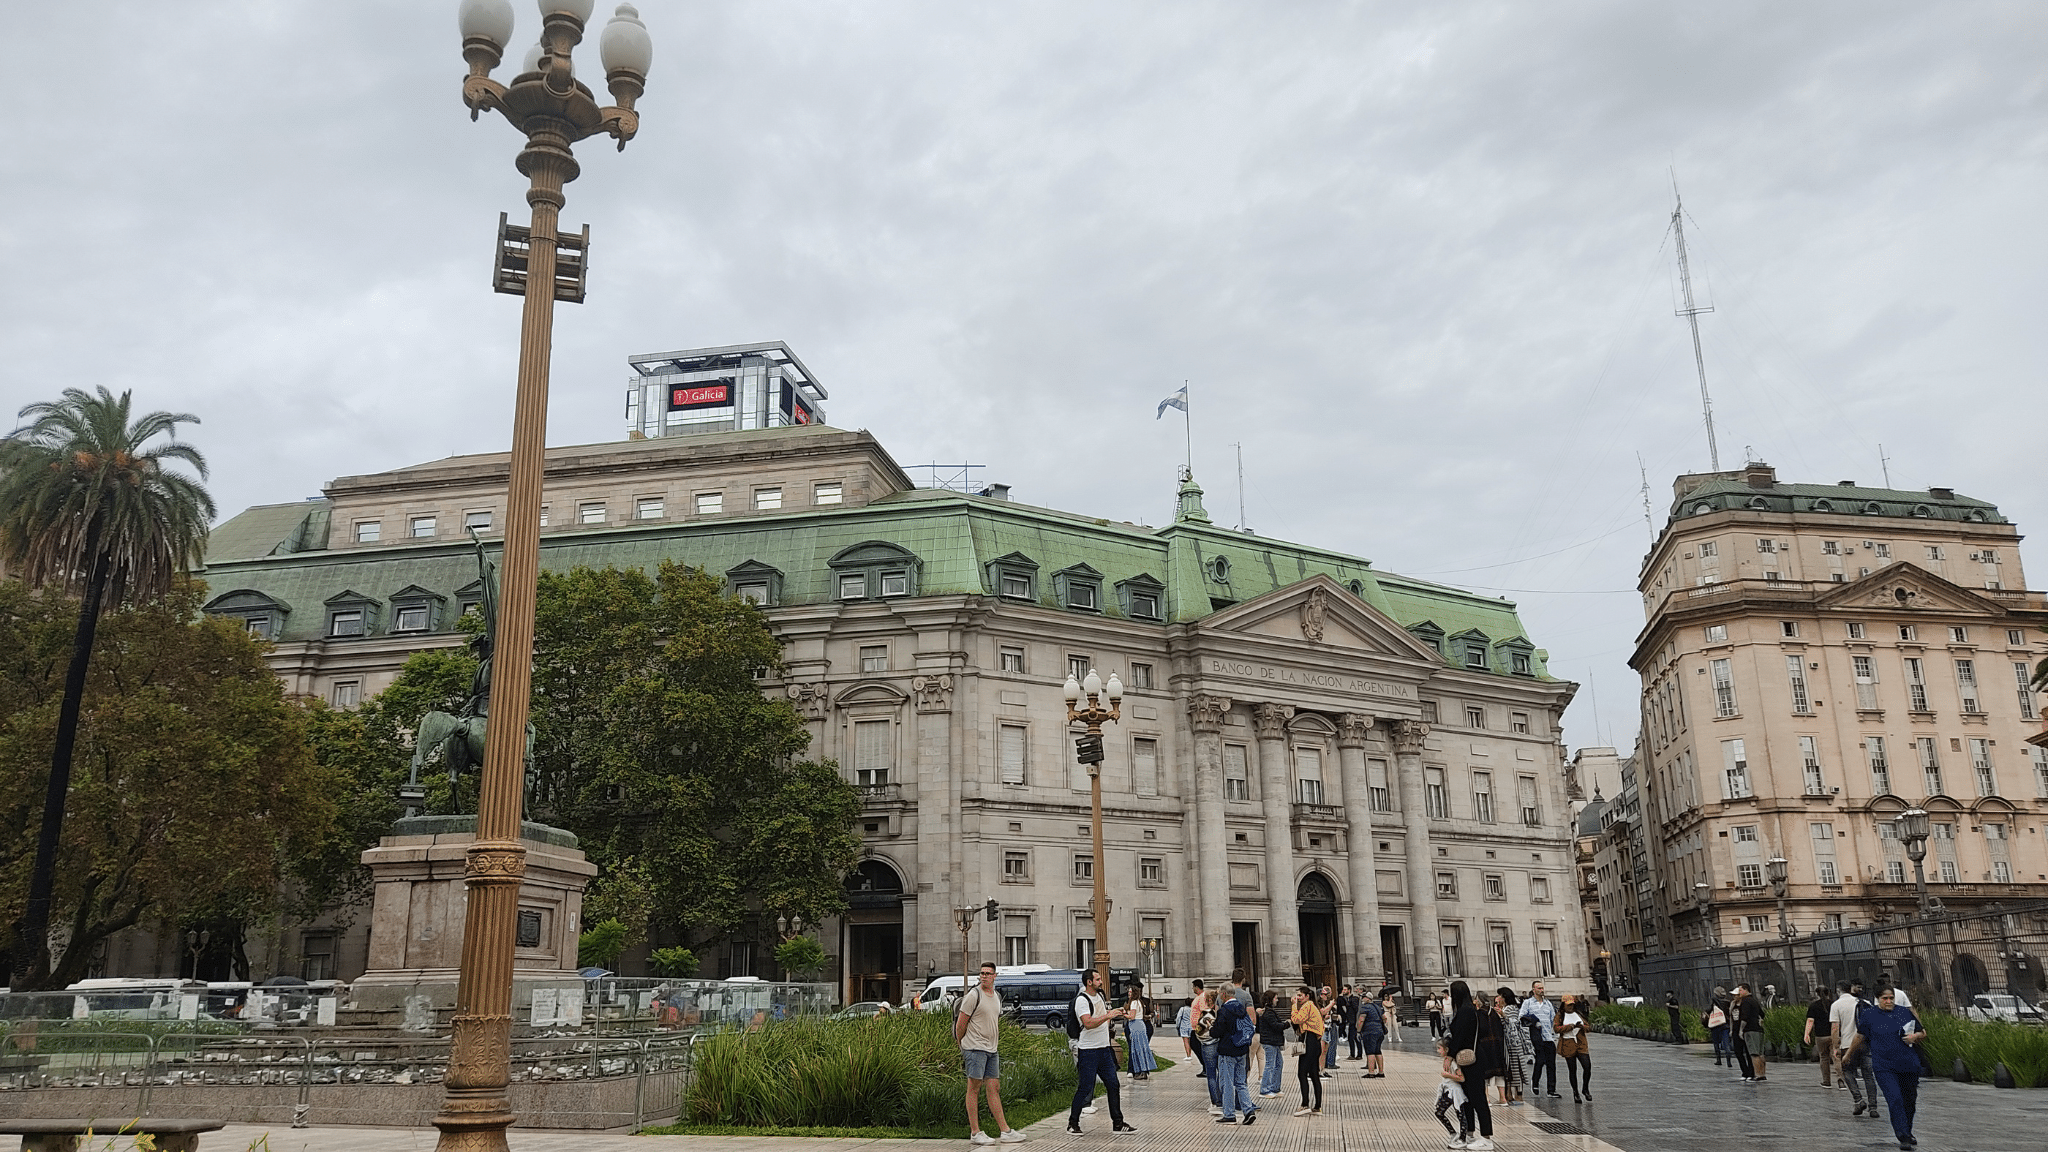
[1288,987,1325,1115]
[1707,986,1733,1066]
[1126,984,1157,1079]
[1557,994,1592,1101]
[1445,981,1497,1150]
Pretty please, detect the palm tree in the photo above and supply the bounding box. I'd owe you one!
[0,387,213,989]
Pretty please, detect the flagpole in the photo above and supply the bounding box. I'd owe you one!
[1182,380,1191,476]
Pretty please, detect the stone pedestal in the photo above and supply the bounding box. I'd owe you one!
[346,816,597,1029]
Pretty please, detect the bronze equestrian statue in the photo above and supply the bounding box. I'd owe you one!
[402,531,534,816]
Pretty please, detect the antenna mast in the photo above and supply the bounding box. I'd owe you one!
[1671,177,1721,471]
[1235,443,1247,532]
[1637,452,1654,536]
[1879,443,1892,488]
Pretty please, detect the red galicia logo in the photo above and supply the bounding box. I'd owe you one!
[670,384,730,409]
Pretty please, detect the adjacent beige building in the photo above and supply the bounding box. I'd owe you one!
[1629,462,2048,975]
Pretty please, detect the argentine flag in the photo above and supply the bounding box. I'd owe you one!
[1156,387,1189,419]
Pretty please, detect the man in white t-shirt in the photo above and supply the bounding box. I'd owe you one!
[958,962,1025,1145]
[1066,968,1136,1135]
[1831,980,1878,1117]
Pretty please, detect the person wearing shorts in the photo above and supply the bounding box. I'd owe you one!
[957,963,1025,1144]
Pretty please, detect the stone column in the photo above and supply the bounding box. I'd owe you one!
[1187,695,1234,978]
[1394,720,1443,985]
[1335,713,1383,984]
[1253,702,1301,985]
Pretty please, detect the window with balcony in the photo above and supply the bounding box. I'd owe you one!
[1296,746,1326,805]
[1738,864,1763,889]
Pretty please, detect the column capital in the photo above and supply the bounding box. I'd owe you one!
[1337,712,1377,748]
[1187,694,1234,734]
[1393,719,1431,754]
[1251,701,1294,740]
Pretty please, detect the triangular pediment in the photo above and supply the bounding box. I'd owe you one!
[1815,562,2009,618]
[1194,574,1444,661]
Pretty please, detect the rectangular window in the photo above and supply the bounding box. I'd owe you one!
[999,572,1031,598]
[1517,774,1540,826]
[879,571,909,597]
[1899,624,1917,641]
[1441,924,1463,977]
[463,509,493,532]
[999,645,1025,672]
[1224,744,1251,801]
[1510,711,1530,734]
[854,719,891,787]
[1756,537,1777,554]
[1131,591,1160,619]
[1853,655,1880,710]
[1781,620,1800,637]
[538,504,549,527]
[1068,655,1091,682]
[636,497,663,520]
[1822,540,1840,555]
[1746,915,1769,933]
[1073,934,1094,972]
[1297,746,1325,805]
[1465,705,1486,729]
[1471,771,1494,823]
[1927,546,1945,561]
[1132,737,1158,798]
[409,515,436,538]
[1939,860,1958,884]
[1699,540,1718,557]
[1464,645,1488,670]
[394,605,429,633]
[1734,825,1759,842]
[754,487,782,510]
[1137,916,1166,977]
[1955,659,1979,712]
[1425,766,1449,818]
[1821,913,1843,931]
[1530,876,1550,902]
[859,645,888,672]
[1905,658,1929,711]
[1368,759,1392,812]
[1787,656,1812,714]
[1138,857,1164,887]
[1068,582,1097,609]
[1970,738,1996,797]
[1489,925,1512,976]
[1918,737,1942,795]
[813,482,843,505]
[1130,662,1153,689]
[1722,738,1751,799]
[1483,873,1505,900]
[2034,747,2048,799]
[1993,860,2013,883]
[999,724,1027,785]
[1799,735,1824,794]
[1887,860,1907,884]
[1848,622,1866,639]
[2009,628,2027,646]
[838,574,867,599]
[579,502,606,525]
[1950,626,1969,644]
[1420,699,1439,724]
[1711,658,1737,716]
[1705,624,1728,643]
[1003,850,1029,881]
[329,610,364,638]
[2017,662,2038,720]
[1875,543,1891,558]
[354,520,381,543]
[1811,822,1839,885]
[1073,854,1094,882]
[735,582,768,605]
[1738,863,1763,888]
[1537,927,1558,977]
[695,492,723,516]
[1003,916,1031,966]
[1865,736,1891,795]
[331,680,360,708]
[1436,871,1458,898]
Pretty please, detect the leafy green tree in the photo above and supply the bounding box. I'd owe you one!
[0,387,213,988]
[0,581,336,988]
[648,945,699,977]
[775,935,827,979]
[525,562,862,959]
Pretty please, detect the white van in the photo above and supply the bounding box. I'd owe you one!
[64,978,204,1020]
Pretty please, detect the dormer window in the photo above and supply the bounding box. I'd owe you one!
[324,590,381,639]
[388,585,446,634]
[725,560,784,607]
[1116,574,1166,622]
[985,552,1039,602]
[1052,563,1104,613]
[829,541,923,602]
[1692,502,1713,516]
[1498,636,1537,677]
[1450,629,1492,672]
[1347,579,1365,597]
[1408,621,1446,657]
[1207,555,1231,583]
[1465,646,1488,670]
[203,589,292,641]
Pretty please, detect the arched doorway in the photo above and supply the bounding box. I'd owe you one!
[1952,953,1989,1001]
[844,860,904,1005]
[1298,872,1340,992]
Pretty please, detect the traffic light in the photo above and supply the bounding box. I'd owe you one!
[1075,733,1105,765]
[985,898,1000,922]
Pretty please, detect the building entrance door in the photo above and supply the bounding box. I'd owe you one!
[1298,872,1339,992]
[844,860,905,1004]
[1380,926,1406,993]
[1232,922,1261,990]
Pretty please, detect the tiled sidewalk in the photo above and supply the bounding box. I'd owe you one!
[204,1034,1625,1152]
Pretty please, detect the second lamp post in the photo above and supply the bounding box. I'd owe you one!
[1065,669,1122,990]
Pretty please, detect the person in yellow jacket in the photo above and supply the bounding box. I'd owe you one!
[1289,988,1325,1115]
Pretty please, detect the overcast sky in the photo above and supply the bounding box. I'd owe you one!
[4,2,2043,785]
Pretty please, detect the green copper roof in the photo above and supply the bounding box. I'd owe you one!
[203,476,1552,679]
[1671,478,2004,525]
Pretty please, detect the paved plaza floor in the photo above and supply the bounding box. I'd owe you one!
[178,1029,2040,1152]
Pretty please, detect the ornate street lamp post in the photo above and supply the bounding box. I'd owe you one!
[1065,669,1123,989]
[1893,807,1943,1009]
[1767,856,1794,1001]
[1694,881,1717,949]
[438,4,650,1150]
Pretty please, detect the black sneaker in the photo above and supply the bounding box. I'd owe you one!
[1065,1125,1082,1135]
[1241,1112,1257,1127]
[1112,1123,1137,1134]
[1853,1102,1868,1117]
[1214,1117,1237,1125]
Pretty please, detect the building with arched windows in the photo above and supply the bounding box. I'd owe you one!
[187,350,1589,1002]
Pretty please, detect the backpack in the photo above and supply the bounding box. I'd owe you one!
[1066,993,1088,1040]
[1232,1005,1256,1048]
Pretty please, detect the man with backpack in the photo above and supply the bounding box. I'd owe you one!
[1213,986,1260,1125]
[1066,968,1138,1136]
[957,962,1026,1145]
